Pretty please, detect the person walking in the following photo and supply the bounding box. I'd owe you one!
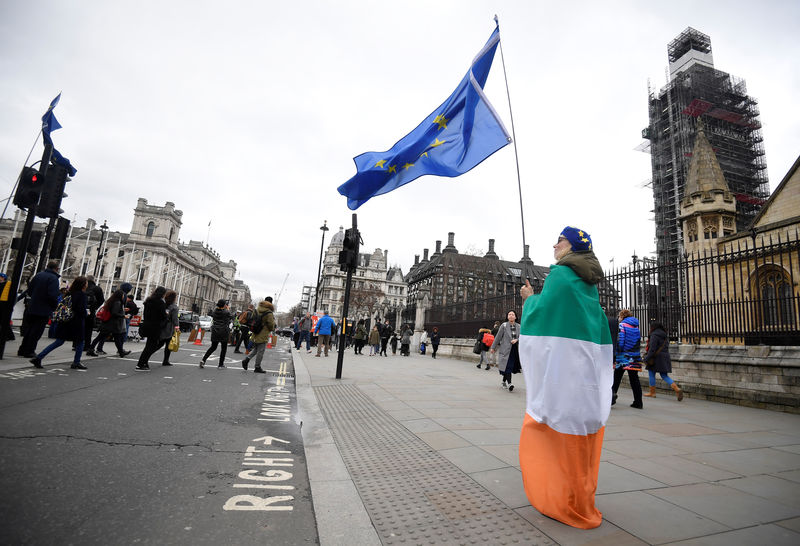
[517,226,613,529]
[30,276,89,370]
[368,324,380,356]
[201,299,233,368]
[430,326,440,359]
[80,275,104,353]
[490,311,521,391]
[298,312,312,353]
[135,286,168,371]
[476,326,493,370]
[390,332,398,355]
[419,329,428,355]
[124,294,139,340]
[241,298,275,374]
[379,319,392,357]
[160,290,180,366]
[234,304,254,354]
[400,325,412,356]
[488,320,501,368]
[353,320,367,355]
[17,261,60,358]
[314,310,335,357]
[612,309,644,409]
[86,289,131,357]
[643,321,683,401]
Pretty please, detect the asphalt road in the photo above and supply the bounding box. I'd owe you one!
[0,337,317,545]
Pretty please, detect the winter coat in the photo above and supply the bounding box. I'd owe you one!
[53,290,87,342]
[251,300,276,344]
[491,321,519,369]
[86,282,104,315]
[161,303,179,340]
[400,328,412,344]
[354,324,367,340]
[368,328,380,345]
[314,314,335,335]
[430,331,440,347]
[25,268,61,317]
[139,296,167,339]
[477,327,492,351]
[380,323,393,340]
[617,317,641,361]
[210,308,233,343]
[643,326,671,373]
[99,299,127,335]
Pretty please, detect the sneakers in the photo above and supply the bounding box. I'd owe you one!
[242,358,249,370]
[71,363,88,371]
[134,365,150,371]
[96,350,107,355]
[485,366,490,370]
[501,380,508,389]
[118,350,131,357]
[85,350,98,357]
[199,360,206,368]
[30,357,43,369]
[218,364,225,368]
[253,367,266,374]
[508,384,514,392]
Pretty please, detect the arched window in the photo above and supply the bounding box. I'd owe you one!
[146,222,155,238]
[752,265,796,328]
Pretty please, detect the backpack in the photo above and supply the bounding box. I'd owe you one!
[238,310,250,323]
[96,306,111,322]
[249,311,265,335]
[482,332,495,347]
[52,295,74,323]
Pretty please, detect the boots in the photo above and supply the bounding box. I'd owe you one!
[670,382,684,401]
[644,386,657,397]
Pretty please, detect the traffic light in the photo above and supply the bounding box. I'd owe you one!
[11,230,44,255]
[338,228,360,272]
[37,163,70,219]
[49,217,71,259]
[13,167,44,208]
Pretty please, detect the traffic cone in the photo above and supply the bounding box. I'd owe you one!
[193,328,204,345]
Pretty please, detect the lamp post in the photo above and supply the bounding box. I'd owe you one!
[314,220,329,312]
[93,220,109,277]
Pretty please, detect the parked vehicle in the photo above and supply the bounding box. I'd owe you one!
[198,315,212,330]
[178,310,198,332]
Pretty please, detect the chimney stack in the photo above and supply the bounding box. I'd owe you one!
[484,238,499,260]
[443,232,458,253]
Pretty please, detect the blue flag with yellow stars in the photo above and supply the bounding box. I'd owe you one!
[338,26,511,210]
[41,93,62,147]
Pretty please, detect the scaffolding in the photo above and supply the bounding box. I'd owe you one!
[643,28,769,305]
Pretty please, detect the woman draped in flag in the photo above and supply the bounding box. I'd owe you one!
[518,226,613,529]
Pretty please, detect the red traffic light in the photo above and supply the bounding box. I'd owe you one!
[31,174,38,183]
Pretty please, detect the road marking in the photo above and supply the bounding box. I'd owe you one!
[224,435,294,512]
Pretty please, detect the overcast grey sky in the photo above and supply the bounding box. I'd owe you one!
[2,0,798,311]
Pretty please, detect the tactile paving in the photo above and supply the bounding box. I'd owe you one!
[315,383,554,545]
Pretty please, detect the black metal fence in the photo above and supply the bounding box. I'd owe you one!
[418,230,800,345]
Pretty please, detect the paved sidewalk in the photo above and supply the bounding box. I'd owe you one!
[294,346,800,545]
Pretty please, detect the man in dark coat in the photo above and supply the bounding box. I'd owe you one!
[81,275,104,352]
[18,261,60,357]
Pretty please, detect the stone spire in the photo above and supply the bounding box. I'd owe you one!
[684,118,731,198]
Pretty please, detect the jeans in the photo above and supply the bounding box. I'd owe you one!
[298,330,310,351]
[203,339,229,366]
[38,338,84,365]
[648,370,674,386]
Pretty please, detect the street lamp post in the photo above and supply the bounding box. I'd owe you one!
[93,220,109,278]
[314,220,329,312]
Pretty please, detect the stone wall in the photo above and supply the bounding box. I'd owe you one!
[436,338,800,414]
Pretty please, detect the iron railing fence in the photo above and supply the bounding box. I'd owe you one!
[418,230,799,345]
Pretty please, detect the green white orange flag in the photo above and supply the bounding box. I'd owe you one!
[518,263,613,529]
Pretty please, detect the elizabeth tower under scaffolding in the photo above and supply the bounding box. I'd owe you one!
[643,28,769,321]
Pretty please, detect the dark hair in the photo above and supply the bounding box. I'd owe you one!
[69,276,87,292]
[507,310,518,321]
[165,290,177,306]
[649,321,665,332]
[147,286,167,302]
[103,289,124,309]
[46,260,58,271]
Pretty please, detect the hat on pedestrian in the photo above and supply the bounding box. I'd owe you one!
[0,273,7,280]
[120,282,133,293]
[216,299,226,307]
[560,226,593,252]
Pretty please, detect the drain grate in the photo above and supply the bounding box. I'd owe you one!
[315,383,553,545]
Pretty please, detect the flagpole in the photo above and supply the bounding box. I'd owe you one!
[494,15,527,256]
[206,221,211,247]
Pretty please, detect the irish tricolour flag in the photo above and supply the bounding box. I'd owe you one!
[518,262,613,529]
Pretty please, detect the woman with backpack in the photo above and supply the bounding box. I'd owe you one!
[136,286,168,371]
[30,276,89,371]
[86,289,130,357]
[200,299,232,368]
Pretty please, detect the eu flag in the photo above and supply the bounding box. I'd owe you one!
[41,93,62,146]
[338,27,511,210]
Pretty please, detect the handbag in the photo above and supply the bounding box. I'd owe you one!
[168,330,180,352]
[472,339,482,355]
[645,339,667,370]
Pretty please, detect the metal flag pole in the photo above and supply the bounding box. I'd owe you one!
[494,15,527,255]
